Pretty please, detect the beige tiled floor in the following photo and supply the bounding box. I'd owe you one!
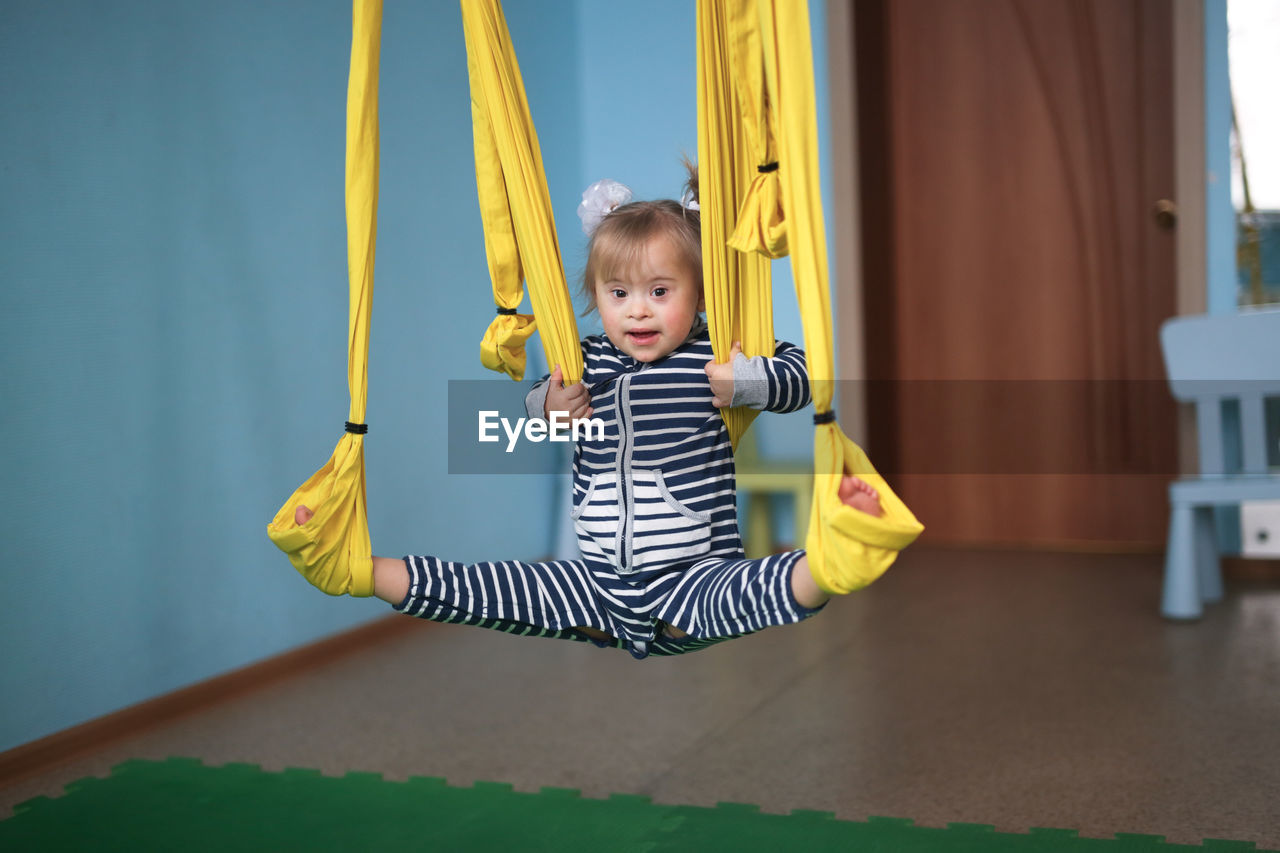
[4,547,1279,847]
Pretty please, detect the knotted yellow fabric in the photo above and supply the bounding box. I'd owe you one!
[723,0,786,259]
[753,0,923,593]
[480,312,537,380]
[463,0,582,384]
[265,0,381,597]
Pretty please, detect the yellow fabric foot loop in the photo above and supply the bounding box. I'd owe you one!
[480,312,537,380]
[266,433,375,598]
[805,424,924,596]
[266,0,379,599]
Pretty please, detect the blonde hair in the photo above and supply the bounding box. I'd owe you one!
[580,166,700,315]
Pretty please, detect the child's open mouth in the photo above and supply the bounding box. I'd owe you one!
[628,330,659,345]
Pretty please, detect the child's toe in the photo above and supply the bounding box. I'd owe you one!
[838,477,857,501]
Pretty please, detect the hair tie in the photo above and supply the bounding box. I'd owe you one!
[495,306,517,316]
[757,161,779,174]
[345,421,369,435]
[813,411,835,425]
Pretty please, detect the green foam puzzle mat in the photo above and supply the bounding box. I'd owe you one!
[2,758,1273,852]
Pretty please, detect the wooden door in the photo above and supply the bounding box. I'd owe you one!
[854,0,1179,548]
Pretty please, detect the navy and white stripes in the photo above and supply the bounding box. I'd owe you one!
[395,322,819,659]
[393,549,820,659]
[557,323,811,577]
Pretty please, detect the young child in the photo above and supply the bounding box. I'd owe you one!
[296,173,882,659]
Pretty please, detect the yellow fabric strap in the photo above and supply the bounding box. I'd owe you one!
[265,0,381,597]
[462,0,582,383]
[763,0,923,593]
[696,0,774,449]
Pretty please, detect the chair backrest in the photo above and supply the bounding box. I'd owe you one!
[1160,310,1280,476]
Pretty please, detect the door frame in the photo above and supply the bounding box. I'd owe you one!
[826,0,1208,474]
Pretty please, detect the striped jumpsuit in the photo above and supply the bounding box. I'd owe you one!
[393,322,822,659]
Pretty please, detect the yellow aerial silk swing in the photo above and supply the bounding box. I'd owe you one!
[267,0,584,596]
[464,0,922,594]
[732,0,924,593]
[268,0,921,601]
[266,0,381,596]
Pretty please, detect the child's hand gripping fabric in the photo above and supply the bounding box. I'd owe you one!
[543,365,594,421]
[703,340,741,408]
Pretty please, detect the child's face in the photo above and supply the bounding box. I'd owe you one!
[594,234,704,362]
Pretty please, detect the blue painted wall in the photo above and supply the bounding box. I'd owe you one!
[0,0,571,752]
[0,0,830,751]
[1205,0,1235,314]
[1202,0,1243,550]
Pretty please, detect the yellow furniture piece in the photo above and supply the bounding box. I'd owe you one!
[734,430,812,558]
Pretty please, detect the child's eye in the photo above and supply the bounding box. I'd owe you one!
[610,288,627,299]
[652,287,668,298]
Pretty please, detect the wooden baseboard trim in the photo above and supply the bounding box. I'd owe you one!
[0,614,420,787]
[904,539,1166,556]
[1223,557,1280,581]
[869,542,1280,579]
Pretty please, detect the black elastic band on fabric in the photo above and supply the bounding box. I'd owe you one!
[813,411,836,425]
[345,421,368,435]
[496,306,518,315]
[757,161,779,173]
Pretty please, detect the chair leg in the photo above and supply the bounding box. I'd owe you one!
[745,493,773,559]
[792,483,811,552]
[1194,506,1223,604]
[1162,504,1202,619]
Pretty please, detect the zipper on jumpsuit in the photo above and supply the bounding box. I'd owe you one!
[614,370,652,658]
[615,371,634,574]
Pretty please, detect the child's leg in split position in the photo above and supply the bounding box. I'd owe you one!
[294,474,882,616]
[655,476,882,639]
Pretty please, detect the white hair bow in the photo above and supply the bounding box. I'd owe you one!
[577,179,633,236]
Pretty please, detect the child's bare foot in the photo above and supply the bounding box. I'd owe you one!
[291,503,405,602]
[839,476,883,517]
[791,476,888,608]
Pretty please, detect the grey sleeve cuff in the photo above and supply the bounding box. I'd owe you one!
[525,380,550,420]
[729,352,770,409]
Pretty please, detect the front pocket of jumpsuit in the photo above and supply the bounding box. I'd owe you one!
[627,469,712,570]
[571,471,619,563]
